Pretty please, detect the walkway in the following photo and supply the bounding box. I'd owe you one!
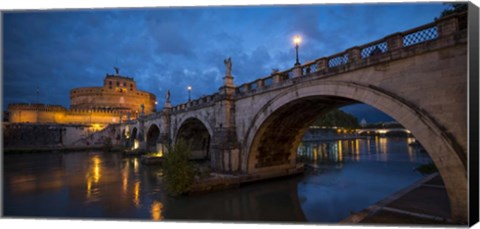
[341,173,465,226]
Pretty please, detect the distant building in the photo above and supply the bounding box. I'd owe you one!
[7,71,156,124]
[360,118,367,128]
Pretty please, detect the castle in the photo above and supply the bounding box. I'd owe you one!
[7,70,157,124]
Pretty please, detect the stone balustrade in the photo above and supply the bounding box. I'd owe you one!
[171,93,219,112]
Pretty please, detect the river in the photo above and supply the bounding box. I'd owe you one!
[3,136,433,223]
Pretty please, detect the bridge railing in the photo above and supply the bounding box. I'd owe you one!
[233,12,466,97]
[171,93,219,112]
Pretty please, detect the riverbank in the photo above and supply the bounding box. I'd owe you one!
[2,146,124,154]
[340,173,462,225]
[188,164,305,194]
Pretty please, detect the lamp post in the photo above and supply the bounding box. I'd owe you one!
[187,86,192,101]
[294,35,301,66]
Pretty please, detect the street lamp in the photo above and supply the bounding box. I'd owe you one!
[294,35,301,66]
[187,86,192,101]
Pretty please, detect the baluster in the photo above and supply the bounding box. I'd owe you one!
[257,79,264,89]
[385,33,403,51]
[437,15,459,37]
[346,47,362,63]
[316,58,328,72]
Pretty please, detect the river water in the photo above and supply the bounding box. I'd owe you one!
[3,137,432,223]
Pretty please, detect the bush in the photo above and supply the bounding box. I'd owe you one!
[163,139,194,196]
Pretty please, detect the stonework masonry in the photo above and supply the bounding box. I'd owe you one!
[115,13,469,222]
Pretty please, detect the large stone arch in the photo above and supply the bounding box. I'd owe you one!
[174,114,214,142]
[174,117,212,160]
[243,80,467,222]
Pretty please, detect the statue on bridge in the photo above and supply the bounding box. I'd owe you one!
[166,90,171,103]
[224,57,232,76]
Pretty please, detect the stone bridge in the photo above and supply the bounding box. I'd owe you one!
[117,13,468,221]
[357,128,411,135]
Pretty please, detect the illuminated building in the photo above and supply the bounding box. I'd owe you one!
[7,70,156,124]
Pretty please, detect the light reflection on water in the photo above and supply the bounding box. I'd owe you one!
[296,137,432,222]
[298,137,429,164]
[3,137,432,223]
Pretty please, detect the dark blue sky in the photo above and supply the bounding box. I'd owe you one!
[2,3,448,122]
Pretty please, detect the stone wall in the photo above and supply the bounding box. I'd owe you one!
[8,104,124,124]
[3,123,121,148]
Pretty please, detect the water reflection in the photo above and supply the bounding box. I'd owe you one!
[134,181,141,207]
[298,137,426,164]
[86,155,102,201]
[296,137,433,222]
[4,137,433,222]
[151,201,163,220]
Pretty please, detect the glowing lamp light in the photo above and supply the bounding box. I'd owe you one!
[293,35,302,66]
[187,86,192,101]
[91,123,102,131]
[133,140,140,150]
[294,35,302,45]
[378,130,388,134]
[155,148,164,157]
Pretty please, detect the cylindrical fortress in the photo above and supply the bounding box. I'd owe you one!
[70,74,156,114]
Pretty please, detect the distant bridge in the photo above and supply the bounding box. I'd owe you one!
[115,13,468,221]
[357,128,411,135]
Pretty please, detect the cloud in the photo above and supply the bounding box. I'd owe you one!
[2,3,448,122]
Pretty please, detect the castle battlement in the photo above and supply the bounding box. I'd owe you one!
[8,103,68,112]
[105,74,134,81]
[67,108,128,115]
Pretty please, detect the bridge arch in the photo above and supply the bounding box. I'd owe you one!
[130,127,138,148]
[243,80,466,221]
[146,123,160,152]
[175,117,212,160]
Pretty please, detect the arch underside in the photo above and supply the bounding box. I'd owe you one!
[251,96,354,169]
[146,124,160,151]
[128,127,137,148]
[244,81,467,222]
[176,118,211,160]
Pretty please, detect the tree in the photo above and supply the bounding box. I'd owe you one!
[312,109,360,129]
[163,139,194,196]
[439,3,467,18]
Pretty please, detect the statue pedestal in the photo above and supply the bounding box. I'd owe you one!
[292,66,303,78]
[223,75,234,87]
